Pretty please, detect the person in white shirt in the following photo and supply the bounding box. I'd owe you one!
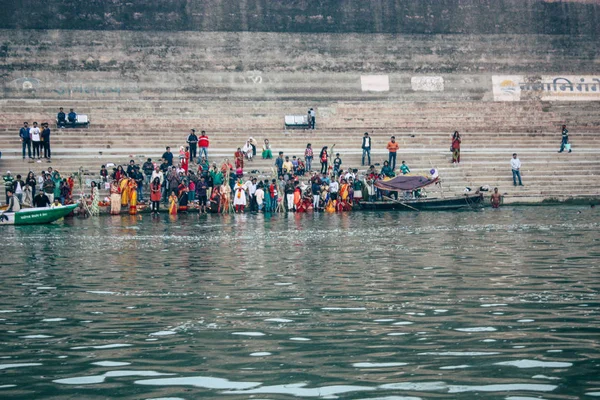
[151,166,164,186]
[329,179,339,201]
[30,122,42,159]
[511,153,523,186]
[255,183,265,212]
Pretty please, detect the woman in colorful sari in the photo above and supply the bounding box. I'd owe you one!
[110,180,121,215]
[90,181,100,216]
[339,179,349,201]
[451,131,461,164]
[128,178,138,215]
[150,177,161,213]
[319,146,328,174]
[120,177,130,207]
[262,139,272,159]
[52,172,62,201]
[182,146,190,173]
[210,185,221,213]
[293,184,302,210]
[234,148,244,170]
[168,190,178,215]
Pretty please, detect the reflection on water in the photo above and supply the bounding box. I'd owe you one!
[0,207,598,399]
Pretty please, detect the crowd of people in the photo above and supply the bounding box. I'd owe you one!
[2,123,575,214]
[95,131,425,215]
[2,167,75,212]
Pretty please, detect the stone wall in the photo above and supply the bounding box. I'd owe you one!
[1,0,599,35]
[1,30,598,101]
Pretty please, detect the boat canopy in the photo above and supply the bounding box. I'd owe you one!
[374,175,439,192]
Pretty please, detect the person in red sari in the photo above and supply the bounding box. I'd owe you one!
[451,131,461,164]
[234,148,244,171]
[150,177,161,213]
[181,146,190,173]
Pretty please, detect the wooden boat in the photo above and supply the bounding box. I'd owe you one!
[0,204,78,225]
[358,192,484,211]
[359,172,485,211]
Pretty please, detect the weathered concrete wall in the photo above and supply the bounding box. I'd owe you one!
[1,0,599,35]
[1,29,598,101]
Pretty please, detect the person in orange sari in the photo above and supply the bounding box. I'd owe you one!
[221,159,234,175]
[182,146,190,173]
[110,181,121,215]
[168,190,178,215]
[293,184,302,210]
[128,178,138,215]
[339,179,349,202]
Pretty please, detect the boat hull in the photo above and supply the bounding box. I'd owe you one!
[358,193,484,211]
[0,204,78,225]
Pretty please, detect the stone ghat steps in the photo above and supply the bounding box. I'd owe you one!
[1,100,597,118]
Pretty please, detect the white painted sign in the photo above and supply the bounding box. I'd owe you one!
[411,76,444,92]
[493,75,600,101]
[361,75,389,92]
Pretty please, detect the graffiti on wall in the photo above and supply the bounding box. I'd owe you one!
[493,75,600,101]
[6,77,131,97]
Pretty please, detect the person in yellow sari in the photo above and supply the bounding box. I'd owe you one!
[120,177,130,207]
[339,179,349,202]
[168,190,178,215]
[325,199,336,212]
[128,179,138,215]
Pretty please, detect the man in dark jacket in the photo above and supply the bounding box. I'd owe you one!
[19,121,31,159]
[68,109,77,126]
[142,158,154,185]
[126,159,136,177]
[33,191,51,208]
[162,146,173,166]
[41,122,51,159]
[57,108,67,127]
[187,129,198,161]
[361,132,371,166]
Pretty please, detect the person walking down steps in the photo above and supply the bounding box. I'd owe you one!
[558,125,571,153]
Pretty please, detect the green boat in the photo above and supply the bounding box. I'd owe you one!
[0,204,78,226]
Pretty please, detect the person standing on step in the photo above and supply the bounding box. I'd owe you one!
[304,143,313,172]
[319,146,329,174]
[19,121,32,160]
[308,108,316,129]
[386,136,399,171]
[30,122,41,160]
[162,146,174,167]
[558,125,571,153]
[187,129,198,161]
[143,158,154,186]
[511,153,524,186]
[41,122,51,160]
[361,132,371,166]
[198,130,209,162]
[451,131,462,164]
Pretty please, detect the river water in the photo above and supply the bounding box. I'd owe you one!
[0,207,598,399]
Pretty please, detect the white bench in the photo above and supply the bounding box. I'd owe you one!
[284,115,310,129]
